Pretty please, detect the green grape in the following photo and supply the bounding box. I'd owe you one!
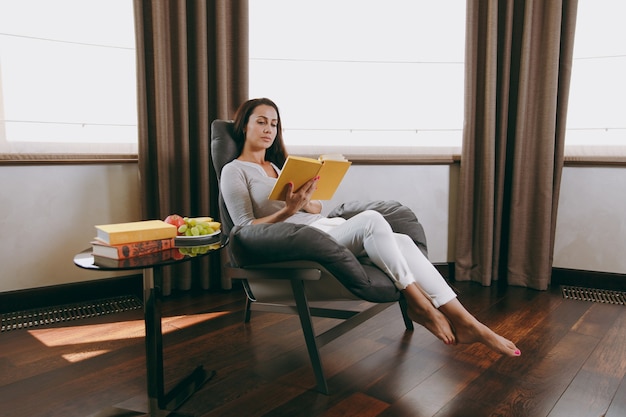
[178,217,220,237]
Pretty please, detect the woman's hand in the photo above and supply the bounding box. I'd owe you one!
[284,176,320,214]
[250,176,321,225]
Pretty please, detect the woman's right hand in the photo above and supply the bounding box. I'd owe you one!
[284,176,319,215]
[250,176,320,225]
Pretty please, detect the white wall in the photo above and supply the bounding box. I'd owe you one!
[0,162,624,293]
[553,166,626,273]
[0,164,142,293]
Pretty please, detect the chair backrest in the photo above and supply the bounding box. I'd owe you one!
[210,119,238,237]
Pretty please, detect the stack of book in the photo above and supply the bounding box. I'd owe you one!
[92,220,178,261]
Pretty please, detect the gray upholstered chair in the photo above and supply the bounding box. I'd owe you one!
[211,119,432,394]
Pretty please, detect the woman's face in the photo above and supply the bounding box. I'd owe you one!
[244,104,279,152]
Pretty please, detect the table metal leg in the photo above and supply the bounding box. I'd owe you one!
[88,267,214,417]
[143,267,165,407]
[143,267,214,415]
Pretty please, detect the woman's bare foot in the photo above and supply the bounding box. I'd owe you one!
[454,319,520,356]
[406,305,456,345]
[403,283,456,345]
[439,300,521,357]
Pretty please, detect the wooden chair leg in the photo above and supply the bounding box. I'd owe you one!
[244,296,253,323]
[240,279,255,323]
[399,298,415,331]
[290,279,330,395]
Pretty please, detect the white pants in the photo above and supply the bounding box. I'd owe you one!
[311,210,457,308]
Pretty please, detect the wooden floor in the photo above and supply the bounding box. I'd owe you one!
[1,281,625,417]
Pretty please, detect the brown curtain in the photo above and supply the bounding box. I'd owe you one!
[134,0,248,294]
[455,0,578,290]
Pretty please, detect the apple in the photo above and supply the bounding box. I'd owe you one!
[164,214,186,235]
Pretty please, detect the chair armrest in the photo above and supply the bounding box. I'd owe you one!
[225,261,322,281]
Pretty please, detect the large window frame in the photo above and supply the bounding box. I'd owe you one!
[0,0,138,163]
[249,0,625,164]
[249,0,466,162]
[1,1,623,165]
[563,0,626,164]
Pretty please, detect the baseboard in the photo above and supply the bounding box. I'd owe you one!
[434,262,454,281]
[551,267,626,291]
[0,275,143,314]
[442,263,624,291]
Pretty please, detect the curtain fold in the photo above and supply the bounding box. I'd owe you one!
[455,0,577,290]
[134,0,248,294]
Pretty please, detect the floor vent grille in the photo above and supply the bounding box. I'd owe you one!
[561,286,625,305]
[1,295,142,332]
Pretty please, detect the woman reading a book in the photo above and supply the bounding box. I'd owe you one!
[220,98,521,357]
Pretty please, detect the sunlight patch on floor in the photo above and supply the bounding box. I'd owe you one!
[162,311,230,330]
[28,320,145,345]
[62,349,112,363]
[27,311,231,362]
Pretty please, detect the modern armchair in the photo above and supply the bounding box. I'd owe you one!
[210,119,431,394]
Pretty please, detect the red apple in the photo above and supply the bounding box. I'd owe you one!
[164,214,186,234]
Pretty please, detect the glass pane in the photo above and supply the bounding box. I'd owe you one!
[249,0,465,149]
[566,0,626,147]
[0,0,137,153]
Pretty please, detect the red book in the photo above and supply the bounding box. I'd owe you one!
[93,248,181,268]
[91,237,176,259]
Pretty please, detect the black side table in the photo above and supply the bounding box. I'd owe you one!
[74,237,225,417]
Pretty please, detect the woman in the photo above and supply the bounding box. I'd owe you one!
[221,98,521,357]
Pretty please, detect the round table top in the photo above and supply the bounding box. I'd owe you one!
[74,238,226,272]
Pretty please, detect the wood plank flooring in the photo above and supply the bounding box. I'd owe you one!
[1,281,624,417]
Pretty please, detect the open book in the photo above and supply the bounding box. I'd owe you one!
[268,154,352,201]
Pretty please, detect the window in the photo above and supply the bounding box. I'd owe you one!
[251,1,626,160]
[249,0,466,156]
[0,0,137,159]
[565,0,626,157]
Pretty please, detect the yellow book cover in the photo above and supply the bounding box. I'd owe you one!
[268,155,352,201]
[95,220,177,245]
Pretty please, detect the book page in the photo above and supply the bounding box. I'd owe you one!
[319,154,347,161]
